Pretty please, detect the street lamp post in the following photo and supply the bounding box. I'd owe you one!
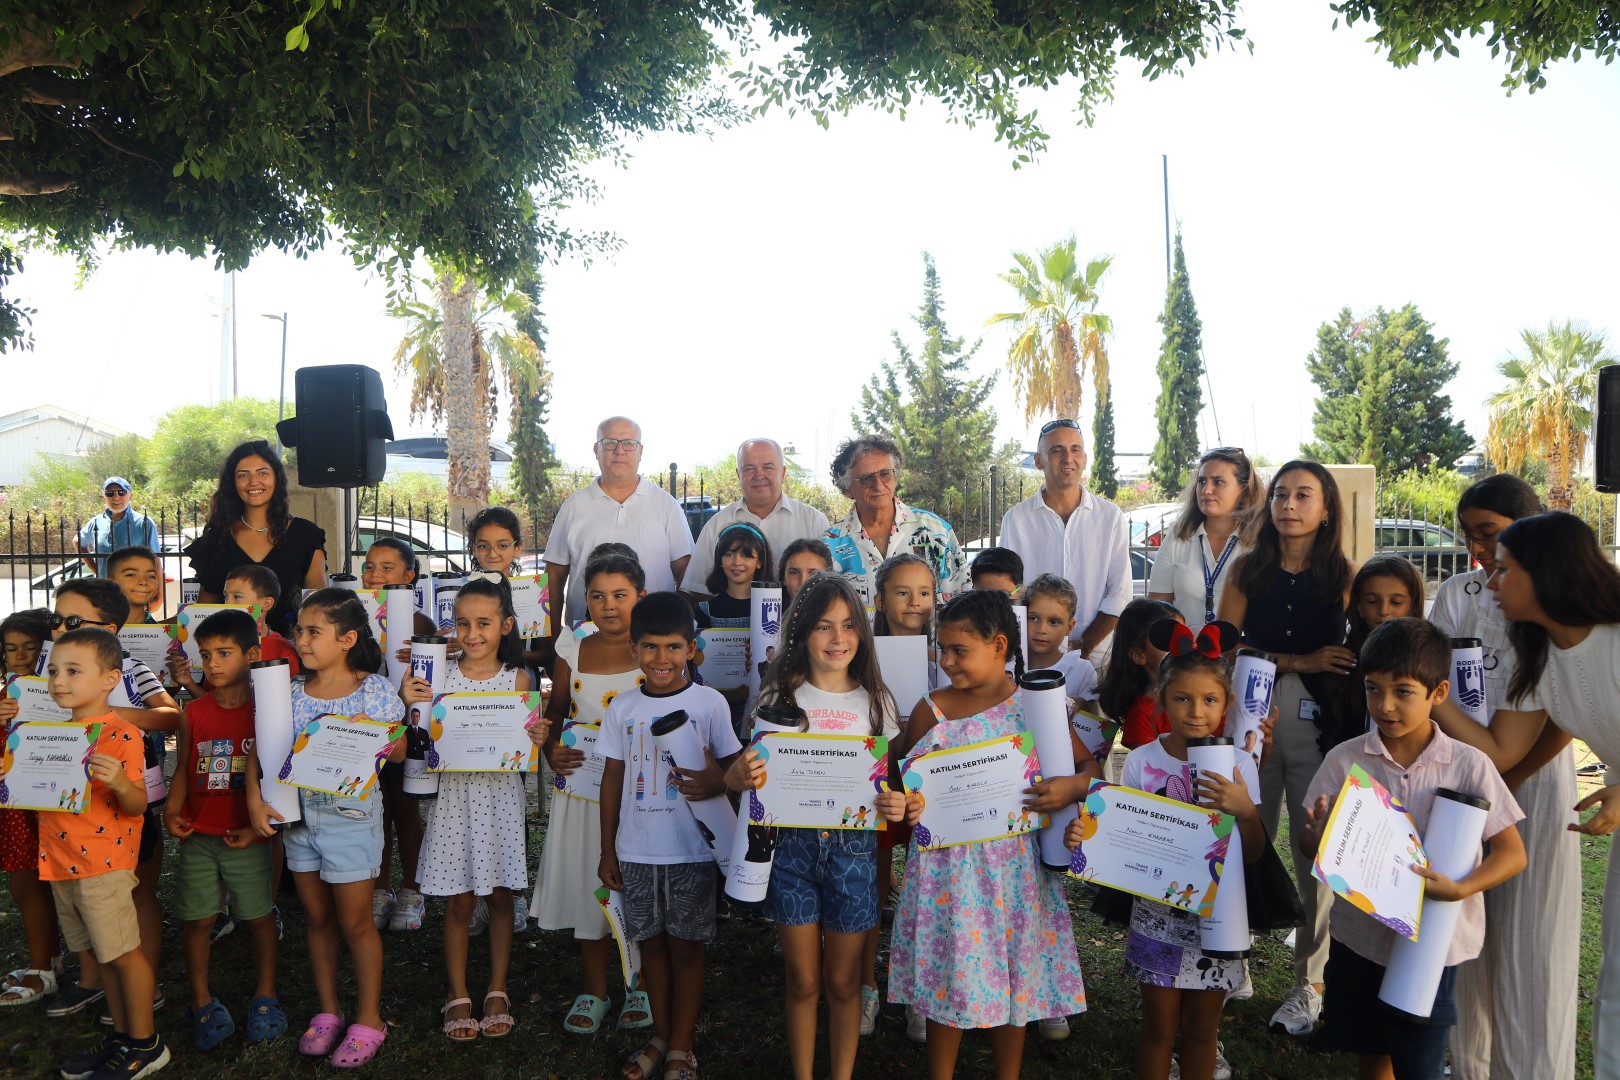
[262,312,288,453]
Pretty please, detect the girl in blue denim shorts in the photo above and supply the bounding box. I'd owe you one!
[725,574,907,1080]
[250,588,405,1070]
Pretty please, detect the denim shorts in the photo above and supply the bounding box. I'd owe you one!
[766,827,878,934]
[281,792,383,884]
[1322,938,1457,1078]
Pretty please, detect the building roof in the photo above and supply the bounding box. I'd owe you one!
[0,404,131,442]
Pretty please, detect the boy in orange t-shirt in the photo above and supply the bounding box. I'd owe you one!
[40,628,170,1078]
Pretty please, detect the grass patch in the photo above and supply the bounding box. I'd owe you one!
[0,788,1605,1078]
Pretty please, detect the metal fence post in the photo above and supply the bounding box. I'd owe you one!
[988,465,1000,546]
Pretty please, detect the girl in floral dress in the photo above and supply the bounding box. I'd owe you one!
[888,589,1091,1080]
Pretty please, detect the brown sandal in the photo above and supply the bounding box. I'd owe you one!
[622,1035,667,1080]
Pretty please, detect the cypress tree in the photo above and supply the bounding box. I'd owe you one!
[1149,232,1204,496]
[1092,380,1119,498]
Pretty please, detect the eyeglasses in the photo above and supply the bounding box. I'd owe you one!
[1039,418,1081,435]
[852,469,896,489]
[48,614,116,632]
[597,438,642,453]
[472,541,517,555]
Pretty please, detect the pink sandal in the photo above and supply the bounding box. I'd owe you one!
[330,1022,388,1069]
[298,1012,346,1057]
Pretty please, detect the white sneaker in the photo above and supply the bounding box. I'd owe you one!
[905,1004,927,1044]
[371,888,395,930]
[513,894,529,932]
[1269,983,1323,1036]
[1169,1042,1231,1080]
[468,896,490,937]
[1038,1015,1070,1041]
[859,986,879,1037]
[1224,966,1253,1003]
[389,888,425,931]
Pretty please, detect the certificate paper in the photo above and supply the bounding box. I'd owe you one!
[551,721,604,803]
[278,715,402,800]
[901,732,1045,851]
[1071,709,1120,764]
[751,732,890,830]
[1311,764,1428,941]
[119,626,172,684]
[426,691,542,772]
[1065,780,1234,916]
[696,629,749,690]
[0,721,100,813]
[6,676,71,723]
[594,887,643,991]
[874,636,928,718]
[169,604,259,680]
[508,574,551,640]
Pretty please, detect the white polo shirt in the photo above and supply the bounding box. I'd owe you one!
[679,495,830,595]
[999,486,1132,628]
[544,476,694,625]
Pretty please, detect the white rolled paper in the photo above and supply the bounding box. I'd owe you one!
[650,710,738,877]
[181,579,202,607]
[1379,788,1491,1018]
[328,573,359,592]
[1187,737,1250,958]
[1019,668,1075,872]
[403,635,448,799]
[724,705,801,904]
[874,635,928,720]
[1449,638,1490,727]
[414,575,434,620]
[1227,649,1275,804]
[249,658,302,829]
[748,582,783,695]
[432,572,466,633]
[383,584,416,689]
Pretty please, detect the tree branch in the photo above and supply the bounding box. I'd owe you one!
[81,120,160,167]
[0,173,73,195]
[0,3,146,78]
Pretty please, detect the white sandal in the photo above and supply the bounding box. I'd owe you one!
[0,967,58,1007]
[441,997,479,1042]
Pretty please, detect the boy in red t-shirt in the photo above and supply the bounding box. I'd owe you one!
[163,608,284,1050]
[40,628,169,1078]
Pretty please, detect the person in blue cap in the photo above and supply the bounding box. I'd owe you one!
[77,476,160,575]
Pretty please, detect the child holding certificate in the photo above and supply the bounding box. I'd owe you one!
[724,573,906,1080]
[696,522,774,729]
[405,577,545,1042]
[1302,618,1525,1080]
[246,588,405,1069]
[532,550,651,1036]
[888,589,1089,1080]
[597,592,741,1080]
[0,607,58,1009]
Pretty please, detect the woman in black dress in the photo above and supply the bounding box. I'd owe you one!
[184,440,328,637]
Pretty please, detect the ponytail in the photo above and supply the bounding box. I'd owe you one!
[301,587,383,675]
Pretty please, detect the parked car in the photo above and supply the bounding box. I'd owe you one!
[1124,502,1184,548]
[349,516,469,578]
[384,436,514,484]
[17,529,197,620]
[1373,518,1474,582]
[679,495,718,541]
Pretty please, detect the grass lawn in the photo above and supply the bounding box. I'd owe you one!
[0,787,1607,1079]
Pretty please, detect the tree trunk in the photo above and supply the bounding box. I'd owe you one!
[437,270,488,529]
[1547,430,1573,510]
[1055,321,1082,422]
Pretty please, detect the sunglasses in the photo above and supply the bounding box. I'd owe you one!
[1039,418,1081,435]
[103,489,128,497]
[49,614,116,632]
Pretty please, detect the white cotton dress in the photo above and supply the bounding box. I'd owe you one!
[418,664,531,898]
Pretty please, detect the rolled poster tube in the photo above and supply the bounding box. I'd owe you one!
[383,583,416,689]
[724,702,802,904]
[1187,737,1249,958]
[1449,638,1489,727]
[1020,668,1077,872]
[328,573,359,591]
[249,658,302,829]
[432,572,465,633]
[650,709,739,877]
[748,582,783,694]
[180,579,201,607]
[403,635,448,799]
[1227,649,1276,804]
[1379,788,1491,1019]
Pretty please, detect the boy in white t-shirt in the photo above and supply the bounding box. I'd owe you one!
[598,592,741,1080]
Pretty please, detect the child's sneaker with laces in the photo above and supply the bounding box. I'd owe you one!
[467,896,490,937]
[59,1032,123,1080]
[1269,983,1323,1036]
[371,889,396,930]
[90,1034,169,1079]
[512,894,529,932]
[388,888,425,932]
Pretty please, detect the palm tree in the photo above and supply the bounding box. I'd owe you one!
[390,270,548,522]
[988,237,1113,425]
[1485,321,1616,509]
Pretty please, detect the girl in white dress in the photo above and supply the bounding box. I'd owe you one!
[531,551,649,1035]
[405,578,544,1042]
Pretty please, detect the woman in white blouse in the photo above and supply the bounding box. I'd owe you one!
[1147,447,1263,624]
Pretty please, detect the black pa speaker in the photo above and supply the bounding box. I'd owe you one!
[1597,364,1620,494]
[275,364,394,488]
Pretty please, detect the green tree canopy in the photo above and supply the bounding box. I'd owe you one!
[1149,232,1204,495]
[1092,380,1119,499]
[1303,304,1473,474]
[146,396,288,497]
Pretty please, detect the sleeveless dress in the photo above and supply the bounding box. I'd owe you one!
[887,692,1087,1028]
[532,628,643,938]
[418,664,530,897]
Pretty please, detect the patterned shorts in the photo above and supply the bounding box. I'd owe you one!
[620,860,717,943]
[766,828,878,934]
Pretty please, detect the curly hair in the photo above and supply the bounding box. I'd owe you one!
[830,435,902,494]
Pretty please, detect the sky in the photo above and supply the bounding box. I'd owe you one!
[8,0,1619,483]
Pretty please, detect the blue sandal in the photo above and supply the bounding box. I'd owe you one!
[564,993,609,1034]
[619,990,653,1030]
[245,995,288,1043]
[186,997,236,1051]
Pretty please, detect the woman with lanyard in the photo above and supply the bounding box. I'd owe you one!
[1429,510,1607,1076]
[1148,447,1263,624]
[1217,460,1355,1038]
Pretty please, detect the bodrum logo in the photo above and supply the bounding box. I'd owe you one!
[1454,656,1486,713]
[761,599,782,638]
[1243,668,1274,717]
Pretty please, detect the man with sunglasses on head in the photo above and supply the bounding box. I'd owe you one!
[78,477,160,577]
[543,416,693,640]
[999,418,1131,662]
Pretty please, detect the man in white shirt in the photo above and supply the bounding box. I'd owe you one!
[999,419,1131,659]
[544,416,693,634]
[680,438,829,600]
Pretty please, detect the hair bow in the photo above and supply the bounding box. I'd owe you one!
[1147,618,1236,658]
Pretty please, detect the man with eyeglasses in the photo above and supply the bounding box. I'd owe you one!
[680,439,829,601]
[77,477,160,576]
[543,416,693,634]
[999,419,1131,661]
[822,434,968,610]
